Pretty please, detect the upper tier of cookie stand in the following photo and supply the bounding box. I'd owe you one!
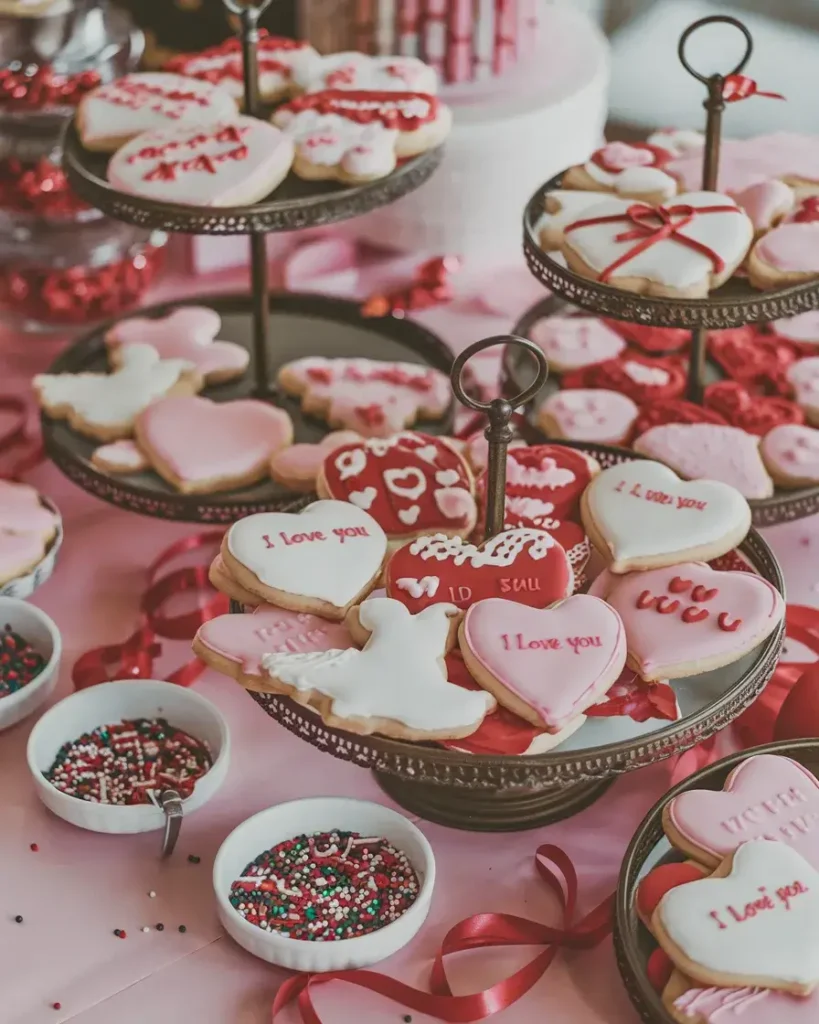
[40,292,455,523]
[522,174,819,331]
[61,119,444,235]
[614,738,819,1024]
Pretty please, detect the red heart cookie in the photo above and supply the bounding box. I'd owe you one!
[318,431,477,538]
[704,380,804,436]
[385,528,573,614]
[603,319,691,355]
[562,351,687,404]
[480,443,598,523]
[708,328,801,396]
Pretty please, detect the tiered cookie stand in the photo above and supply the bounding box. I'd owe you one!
[46,0,448,522]
[521,15,819,528]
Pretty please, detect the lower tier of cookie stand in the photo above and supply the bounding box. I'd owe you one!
[521,175,819,528]
[247,441,785,833]
[40,291,455,522]
[615,737,819,1023]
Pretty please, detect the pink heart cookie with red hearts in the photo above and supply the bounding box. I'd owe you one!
[317,431,477,539]
[459,595,626,730]
[605,562,784,681]
[135,395,293,494]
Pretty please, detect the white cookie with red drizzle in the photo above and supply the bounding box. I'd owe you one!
[563,141,678,205]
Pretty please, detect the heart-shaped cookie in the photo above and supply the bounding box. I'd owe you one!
[564,141,677,203]
[562,351,687,404]
[0,480,59,542]
[223,500,388,618]
[761,424,819,487]
[538,388,639,445]
[459,595,626,730]
[0,530,47,586]
[529,316,626,373]
[581,461,752,572]
[788,358,819,424]
[605,561,784,680]
[269,430,362,491]
[672,982,819,1023]
[705,381,804,436]
[481,444,599,523]
[636,863,707,927]
[318,431,476,539]
[385,528,573,614]
[655,840,819,995]
[665,754,819,869]
[749,222,819,289]
[135,395,293,493]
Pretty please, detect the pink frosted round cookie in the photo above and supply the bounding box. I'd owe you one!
[787,358,819,425]
[633,423,774,500]
[269,431,362,492]
[734,180,795,234]
[749,222,819,289]
[772,311,819,346]
[91,440,150,475]
[135,395,293,494]
[761,423,819,487]
[529,316,626,373]
[108,118,294,207]
[538,388,638,444]
[0,480,59,543]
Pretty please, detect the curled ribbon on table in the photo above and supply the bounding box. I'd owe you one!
[0,396,44,480]
[272,844,613,1023]
[722,74,785,103]
[361,255,462,318]
[72,532,228,690]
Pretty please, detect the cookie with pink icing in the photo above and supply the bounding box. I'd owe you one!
[538,388,639,445]
[0,530,49,587]
[734,180,795,234]
[277,356,450,438]
[561,192,754,299]
[772,311,819,347]
[748,222,819,290]
[605,562,784,680]
[0,480,59,544]
[633,424,774,500]
[108,118,294,207]
[77,72,237,153]
[761,424,819,488]
[91,440,150,475]
[105,306,248,385]
[269,430,361,492]
[787,357,819,425]
[535,190,608,251]
[529,316,626,373]
[563,141,678,204]
[295,52,438,95]
[273,90,451,183]
[668,972,819,1024]
[668,132,819,195]
[135,395,293,494]
[458,595,626,731]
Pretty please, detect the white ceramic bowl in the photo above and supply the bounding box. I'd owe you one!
[213,797,436,972]
[0,597,61,731]
[27,679,230,834]
[0,496,63,600]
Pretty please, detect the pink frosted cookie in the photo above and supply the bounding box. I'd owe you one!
[0,530,48,587]
[108,118,294,207]
[535,190,608,251]
[135,395,293,494]
[633,424,774,500]
[91,440,150,475]
[749,222,819,290]
[273,90,451,184]
[761,424,819,488]
[77,72,237,152]
[269,430,361,492]
[105,306,248,385]
[787,358,819,425]
[772,311,819,346]
[459,595,626,731]
[670,977,819,1024]
[317,431,477,540]
[663,754,819,869]
[538,388,639,445]
[0,480,59,543]
[605,562,784,680]
[734,180,795,234]
[296,52,438,95]
[529,316,626,373]
[563,141,678,204]
[561,192,754,299]
[580,461,752,574]
[277,356,450,438]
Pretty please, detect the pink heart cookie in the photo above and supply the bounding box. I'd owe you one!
[538,388,639,445]
[0,530,47,586]
[135,395,293,494]
[108,117,294,207]
[605,562,784,680]
[787,358,819,424]
[749,222,819,289]
[0,480,58,541]
[673,982,819,1023]
[633,423,774,500]
[734,180,795,233]
[269,431,362,492]
[106,307,248,385]
[772,311,819,346]
[77,72,237,152]
[667,132,819,193]
[529,316,626,373]
[761,424,819,487]
[460,595,626,731]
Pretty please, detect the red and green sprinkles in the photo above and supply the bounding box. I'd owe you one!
[43,717,212,805]
[229,830,419,941]
[0,625,46,697]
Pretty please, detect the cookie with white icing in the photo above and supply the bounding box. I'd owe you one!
[91,440,151,475]
[646,128,705,156]
[535,190,607,251]
[529,315,626,373]
[563,141,678,205]
[295,52,438,96]
[748,222,819,290]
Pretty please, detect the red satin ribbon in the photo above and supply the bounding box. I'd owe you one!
[0,396,44,480]
[72,531,228,690]
[271,844,613,1023]
[722,74,785,103]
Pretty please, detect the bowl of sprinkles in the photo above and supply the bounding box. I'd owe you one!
[27,679,229,834]
[213,797,435,971]
[0,597,61,731]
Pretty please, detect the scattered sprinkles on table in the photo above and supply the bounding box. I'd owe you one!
[229,830,420,941]
[43,718,212,805]
[0,625,46,698]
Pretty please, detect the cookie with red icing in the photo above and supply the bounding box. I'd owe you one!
[603,319,691,355]
[704,380,804,436]
[708,327,800,396]
[633,399,728,437]
[317,431,477,540]
[761,424,819,488]
[749,222,819,290]
[563,141,678,204]
[562,351,687,405]
[484,443,600,522]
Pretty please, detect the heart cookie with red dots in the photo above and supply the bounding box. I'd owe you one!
[562,351,687,404]
[317,431,477,540]
[704,380,804,436]
[761,423,819,487]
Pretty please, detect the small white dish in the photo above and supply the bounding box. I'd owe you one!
[0,496,63,600]
[213,797,436,972]
[27,679,230,834]
[0,597,61,731]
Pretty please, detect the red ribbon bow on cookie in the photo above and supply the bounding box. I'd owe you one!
[722,74,785,103]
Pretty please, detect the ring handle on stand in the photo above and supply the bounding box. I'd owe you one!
[677,15,753,85]
[452,336,549,541]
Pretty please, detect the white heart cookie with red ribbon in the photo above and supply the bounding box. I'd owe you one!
[108,117,294,207]
[459,595,626,731]
[656,840,819,995]
[564,141,678,203]
[223,499,388,619]
[296,52,438,95]
[581,461,752,573]
[77,72,237,152]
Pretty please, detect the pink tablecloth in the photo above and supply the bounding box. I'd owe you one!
[1,242,815,1024]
